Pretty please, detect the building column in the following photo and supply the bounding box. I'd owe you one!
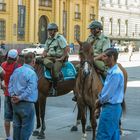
[28,0,35,43]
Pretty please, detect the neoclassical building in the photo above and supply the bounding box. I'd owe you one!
[99,0,140,47]
[0,0,98,48]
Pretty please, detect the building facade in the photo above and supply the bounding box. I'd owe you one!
[99,0,140,48]
[0,0,98,49]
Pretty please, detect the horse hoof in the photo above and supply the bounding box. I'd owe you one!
[37,132,45,139]
[70,125,78,131]
[86,125,92,131]
[82,133,87,138]
[32,130,40,136]
[37,135,45,139]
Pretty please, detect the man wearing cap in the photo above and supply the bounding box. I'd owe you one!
[42,23,69,95]
[1,49,21,140]
[87,20,111,77]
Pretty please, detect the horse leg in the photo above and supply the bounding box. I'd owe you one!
[37,95,47,139]
[32,101,41,136]
[86,108,92,131]
[80,106,87,139]
[71,104,81,131]
[90,107,97,140]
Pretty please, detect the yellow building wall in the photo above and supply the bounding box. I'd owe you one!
[0,0,98,47]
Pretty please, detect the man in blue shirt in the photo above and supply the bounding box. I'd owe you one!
[95,48,124,140]
[8,52,38,140]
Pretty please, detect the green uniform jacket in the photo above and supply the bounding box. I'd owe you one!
[45,33,68,58]
[87,33,111,76]
[87,33,110,56]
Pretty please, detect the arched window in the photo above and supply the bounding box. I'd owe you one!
[125,20,128,36]
[117,19,121,36]
[39,0,52,7]
[74,25,80,40]
[0,19,6,40]
[109,18,113,35]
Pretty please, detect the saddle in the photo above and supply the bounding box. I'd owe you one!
[44,61,77,81]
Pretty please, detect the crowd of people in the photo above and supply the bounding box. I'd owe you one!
[0,20,125,140]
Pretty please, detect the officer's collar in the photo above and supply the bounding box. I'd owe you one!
[48,33,59,39]
[95,33,102,39]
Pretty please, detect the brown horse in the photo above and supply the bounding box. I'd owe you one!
[75,41,127,140]
[32,60,79,139]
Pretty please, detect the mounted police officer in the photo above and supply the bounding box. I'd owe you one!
[42,23,69,95]
[87,20,111,75]
[72,20,111,102]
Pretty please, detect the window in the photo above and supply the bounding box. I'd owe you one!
[18,0,22,5]
[0,20,6,40]
[39,0,52,7]
[17,5,26,40]
[90,6,95,21]
[0,0,6,11]
[117,19,121,36]
[74,25,80,40]
[118,0,120,4]
[135,24,137,36]
[125,20,128,36]
[109,18,113,35]
[75,4,81,19]
[125,0,128,5]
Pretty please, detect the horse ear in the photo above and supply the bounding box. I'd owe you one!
[76,38,82,46]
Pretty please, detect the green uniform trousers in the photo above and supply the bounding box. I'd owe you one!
[44,57,63,78]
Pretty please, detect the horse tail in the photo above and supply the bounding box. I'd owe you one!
[122,66,128,115]
[121,99,126,115]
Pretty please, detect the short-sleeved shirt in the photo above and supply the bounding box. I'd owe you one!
[45,33,68,58]
[1,61,21,96]
[87,33,110,56]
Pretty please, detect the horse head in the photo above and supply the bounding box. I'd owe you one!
[77,39,94,77]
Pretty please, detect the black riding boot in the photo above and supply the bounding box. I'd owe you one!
[49,78,58,96]
[72,94,77,102]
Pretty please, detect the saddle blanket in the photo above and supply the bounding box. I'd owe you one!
[44,62,77,80]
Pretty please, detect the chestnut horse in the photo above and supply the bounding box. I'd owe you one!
[75,41,127,140]
[32,60,79,139]
[12,54,80,139]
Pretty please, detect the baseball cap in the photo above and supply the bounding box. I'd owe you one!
[8,49,18,59]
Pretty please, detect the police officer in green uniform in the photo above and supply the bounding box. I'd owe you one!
[72,20,110,101]
[43,23,69,95]
[87,20,111,75]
